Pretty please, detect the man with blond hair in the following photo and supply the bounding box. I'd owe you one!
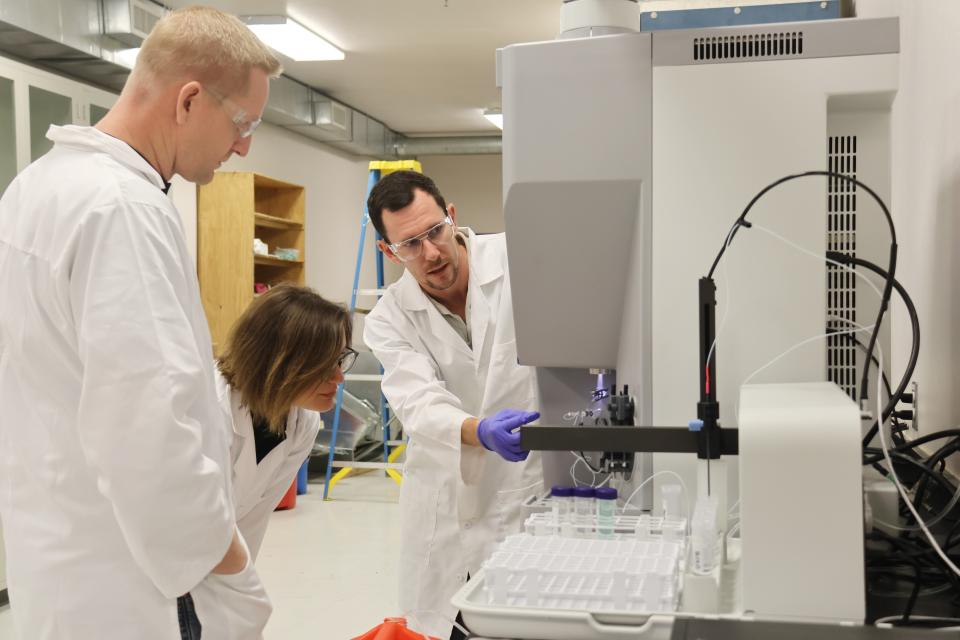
[0,6,280,639]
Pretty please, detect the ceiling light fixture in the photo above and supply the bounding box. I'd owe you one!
[483,109,503,130]
[242,16,344,62]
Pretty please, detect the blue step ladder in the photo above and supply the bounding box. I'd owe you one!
[321,160,422,500]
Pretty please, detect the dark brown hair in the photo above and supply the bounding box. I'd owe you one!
[366,170,447,243]
[218,285,351,433]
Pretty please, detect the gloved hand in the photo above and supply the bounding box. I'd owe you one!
[477,409,540,462]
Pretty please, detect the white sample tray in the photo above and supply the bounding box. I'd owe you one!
[453,539,744,640]
[453,569,680,640]
[484,535,682,613]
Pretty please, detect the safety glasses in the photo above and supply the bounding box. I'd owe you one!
[204,85,262,139]
[387,216,455,262]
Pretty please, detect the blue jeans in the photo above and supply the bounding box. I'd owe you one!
[177,594,202,639]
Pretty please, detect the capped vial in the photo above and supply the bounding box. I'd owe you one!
[573,486,596,532]
[595,487,618,539]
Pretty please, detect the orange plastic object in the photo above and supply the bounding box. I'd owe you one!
[275,478,297,511]
[351,617,440,640]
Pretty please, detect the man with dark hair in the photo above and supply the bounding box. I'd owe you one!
[364,170,541,640]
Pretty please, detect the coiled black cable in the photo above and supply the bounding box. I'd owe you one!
[708,171,897,409]
[822,251,921,448]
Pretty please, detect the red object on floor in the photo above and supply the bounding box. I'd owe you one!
[275,478,297,511]
[351,618,441,640]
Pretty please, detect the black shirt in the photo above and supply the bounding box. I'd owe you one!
[251,414,286,464]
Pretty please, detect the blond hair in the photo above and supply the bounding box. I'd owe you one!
[218,286,352,433]
[131,5,281,96]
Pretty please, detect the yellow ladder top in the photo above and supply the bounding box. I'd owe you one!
[368,160,422,175]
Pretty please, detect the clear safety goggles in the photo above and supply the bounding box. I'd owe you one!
[387,216,455,262]
[205,85,262,139]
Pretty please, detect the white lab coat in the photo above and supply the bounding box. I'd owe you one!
[364,229,541,639]
[188,374,319,640]
[0,125,262,639]
[215,371,321,560]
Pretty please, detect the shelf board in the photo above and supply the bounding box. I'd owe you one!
[253,173,304,190]
[254,254,304,267]
[255,212,303,230]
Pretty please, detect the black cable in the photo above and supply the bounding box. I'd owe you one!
[829,328,911,444]
[849,329,908,444]
[578,451,602,474]
[867,450,958,498]
[944,518,960,553]
[866,531,925,620]
[866,529,960,620]
[863,430,960,464]
[708,171,897,408]
[891,422,909,448]
[909,440,960,524]
[828,329,895,400]
[824,252,921,448]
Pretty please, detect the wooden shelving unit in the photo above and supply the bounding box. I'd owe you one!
[198,171,305,354]
[254,254,305,267]
[254,212,304,230]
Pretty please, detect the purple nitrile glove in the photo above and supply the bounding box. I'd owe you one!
[477,409,541,462]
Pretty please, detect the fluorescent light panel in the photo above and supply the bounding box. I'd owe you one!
[244,16,344,62]
[483,110,503,130]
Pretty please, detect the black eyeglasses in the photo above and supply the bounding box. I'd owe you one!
[337,348,359,373]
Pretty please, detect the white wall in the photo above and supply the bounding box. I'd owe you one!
[855,1,960,454]
[421,153,504,233]
[0,520,6,593]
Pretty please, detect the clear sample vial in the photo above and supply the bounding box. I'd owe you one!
[573,486,596,531]
[595,487,618,539]
[691,495,719,575]
[660,484,683,520]
[550,486,574,530]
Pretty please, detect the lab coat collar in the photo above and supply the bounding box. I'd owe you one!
[392,228,504,312]
[215,371,247,439]
[468,229,505,287]
[47,125,169,192]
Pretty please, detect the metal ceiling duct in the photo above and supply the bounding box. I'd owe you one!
[261,75,313,127]
[0,0,134,91]
[393,136,502,157]
[0,0,502,157]
[285,91,353,142]
[102,0,166,48]
[0,0,102,57]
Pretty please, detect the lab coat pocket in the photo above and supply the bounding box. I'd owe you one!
[191,544,273,640]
